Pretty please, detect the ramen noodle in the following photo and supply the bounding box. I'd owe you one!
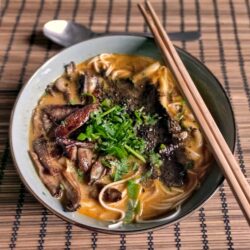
[29,54,211,226]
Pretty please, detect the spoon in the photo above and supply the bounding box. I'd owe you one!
[43,20,200,47]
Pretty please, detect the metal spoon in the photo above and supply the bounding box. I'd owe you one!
[43,20,200,47]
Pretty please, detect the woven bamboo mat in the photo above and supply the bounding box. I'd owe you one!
[0,0,250,249]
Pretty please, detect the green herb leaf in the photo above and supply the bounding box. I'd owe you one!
[101,98,112,108]
[124,180,141,223]
[124,144,146,163]
[141,170,153,182]
[149,151,163,168]
[127,180,140,200]
[123,199,136,223]
[113,159,129,181]
[184,160,194,170]
[77,169,85,182]
[81,93,97,103]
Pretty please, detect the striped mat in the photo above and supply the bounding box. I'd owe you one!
[0,0,250,249]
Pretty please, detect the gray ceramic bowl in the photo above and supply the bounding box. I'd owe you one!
[10,35,235,234]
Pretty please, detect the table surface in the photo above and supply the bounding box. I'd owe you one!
[0,0,250,249]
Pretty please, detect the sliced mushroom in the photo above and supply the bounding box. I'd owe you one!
[78,148,94,172]
[56,138,95,149]
[64,61,76,78]
[66,145,78,162]
[45,77,71,102]
[43,104,82,123]
[78,73,98,102]
[29,151,63,198]
[55,103,99,138]
[89,161,107,185]
[89,182,104,200]
[61,168,81,212]
[103,188,122,202]
[33,137,63,175]
[41,112,54,134]
[32,107,44,137]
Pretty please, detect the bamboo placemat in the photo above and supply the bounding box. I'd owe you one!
[0,0,250,249]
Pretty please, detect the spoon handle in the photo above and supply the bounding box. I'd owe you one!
[96,31,200,41]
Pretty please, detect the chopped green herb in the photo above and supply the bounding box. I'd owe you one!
[134,200,141,214]
[134,108,159,126]
[69,98,77,105]
[149,151,163,168]
[77,169,85,182]
[141,169,153,182]
[160,144,166,150]
[60,120,67,126]
[76,103,147,161]
[124,144,146,163]
[112,159,129,181]
[127,180,140,200]
[124,199,136,223]
[82,93,97,103]
[132,162,139,172]
[124,180,141,223]
[60,183,65,191]
[185,160,194,170]
[101,98,112,108]
[101,159,112,168]
[100,106,117,118]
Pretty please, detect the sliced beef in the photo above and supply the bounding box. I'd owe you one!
[55,103,99,138]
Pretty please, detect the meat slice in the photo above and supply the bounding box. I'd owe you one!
[55,103,99,138]
[33,137,63,175]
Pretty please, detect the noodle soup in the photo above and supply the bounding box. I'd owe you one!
[29,54,211,226]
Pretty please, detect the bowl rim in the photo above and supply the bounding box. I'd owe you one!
[9,34,236,234]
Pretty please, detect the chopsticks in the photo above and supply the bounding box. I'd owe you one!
[138,1,250,225]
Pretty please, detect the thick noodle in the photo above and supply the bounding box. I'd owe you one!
[30,53,212,225]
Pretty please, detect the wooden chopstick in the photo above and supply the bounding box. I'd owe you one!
[143,0,250,204]
[138,1,250,224]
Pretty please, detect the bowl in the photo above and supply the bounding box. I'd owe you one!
[10,35,236,233]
